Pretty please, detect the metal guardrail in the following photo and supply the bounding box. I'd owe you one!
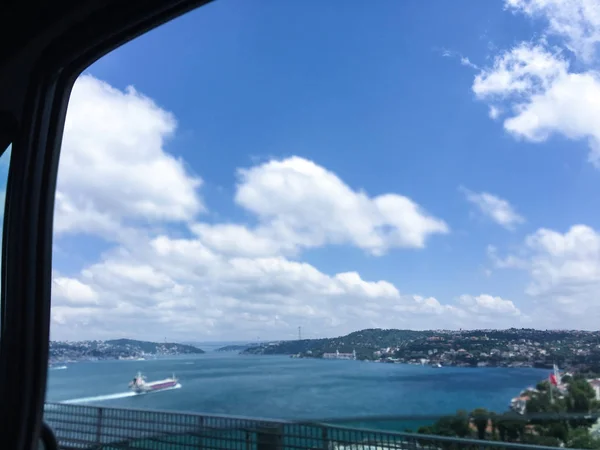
[44,403,565,450]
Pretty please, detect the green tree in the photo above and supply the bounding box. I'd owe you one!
[526,388,568,436]
[431,410,471,438]
[537,380,551,392]
[546,421,569,442]
[498,422,506,442]
[567,428,600,449]
[496,412,526,442]
[522,434,562,447]
[470,408,488,440]
[489,412,498,440]
[527,391,552,416]
[566,378,598,428]
[449,410,471,438]
[429,417,458,437]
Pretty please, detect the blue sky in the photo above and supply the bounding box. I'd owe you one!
[46,0,600,340]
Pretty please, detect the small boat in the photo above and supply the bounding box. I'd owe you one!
[431,363,442,368]
[128,371,179,393]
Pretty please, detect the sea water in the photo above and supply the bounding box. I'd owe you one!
[46,352,546,430]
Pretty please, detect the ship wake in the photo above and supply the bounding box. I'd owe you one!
[63,391,139,404]
[62,383,181,404]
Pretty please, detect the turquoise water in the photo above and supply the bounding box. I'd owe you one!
[46,352,546,430]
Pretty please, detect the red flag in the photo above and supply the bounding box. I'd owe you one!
[549,373,558,386]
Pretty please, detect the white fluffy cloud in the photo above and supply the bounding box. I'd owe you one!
[50,75,523,340]
[191,157,449,258]
[462,188,524,230]
[473,2,600,166]
[489,225,600,327]
[524,225,600,300]
[52,276,99,307]
[190,223,297,258]
[50,234,480,340]
[55,75,203,239]
[506,0,600,62]
[230,157,449,256]
[52,220,532,339]
[191,156,449,258]
[459,294,521,317]
[488,106,502,120]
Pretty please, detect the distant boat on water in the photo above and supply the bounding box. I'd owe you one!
[49,365,67,370]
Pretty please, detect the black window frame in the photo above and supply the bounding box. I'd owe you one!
[0,1,213,448]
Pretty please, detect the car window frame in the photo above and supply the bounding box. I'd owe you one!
[0,1,214,448]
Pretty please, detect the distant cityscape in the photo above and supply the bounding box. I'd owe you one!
[48,338,204,364]
[244,328,600,371]
[50,328,600,373]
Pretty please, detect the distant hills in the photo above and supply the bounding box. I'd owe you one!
[49,338,205,363]
[105,339,205,354]
[179,341,270,352]
[242,328,600,370]
[243,328,426,358]
[215,343,262,352]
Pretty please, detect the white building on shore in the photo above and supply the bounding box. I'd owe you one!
[323,349,356,360]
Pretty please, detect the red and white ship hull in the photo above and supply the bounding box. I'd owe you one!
[129,372,179,393]
[145,379,178,391]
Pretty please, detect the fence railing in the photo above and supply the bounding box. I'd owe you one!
[43,403,564,450]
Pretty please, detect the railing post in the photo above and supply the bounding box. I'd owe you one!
[196,415,204,450]
[95,407,103,448]
[321,427,329,450]
[257,424,282,450]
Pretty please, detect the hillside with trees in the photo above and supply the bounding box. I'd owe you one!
[415,376,600,448]
[49,339,204,362]
[105,339,205,354]
[244,328,600,370]
[243,329,433,359]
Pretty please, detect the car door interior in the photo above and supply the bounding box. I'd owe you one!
[0,1,213,448]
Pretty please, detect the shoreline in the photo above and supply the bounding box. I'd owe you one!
[285,353,552,369]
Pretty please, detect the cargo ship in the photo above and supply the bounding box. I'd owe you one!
[128,371,179,393]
